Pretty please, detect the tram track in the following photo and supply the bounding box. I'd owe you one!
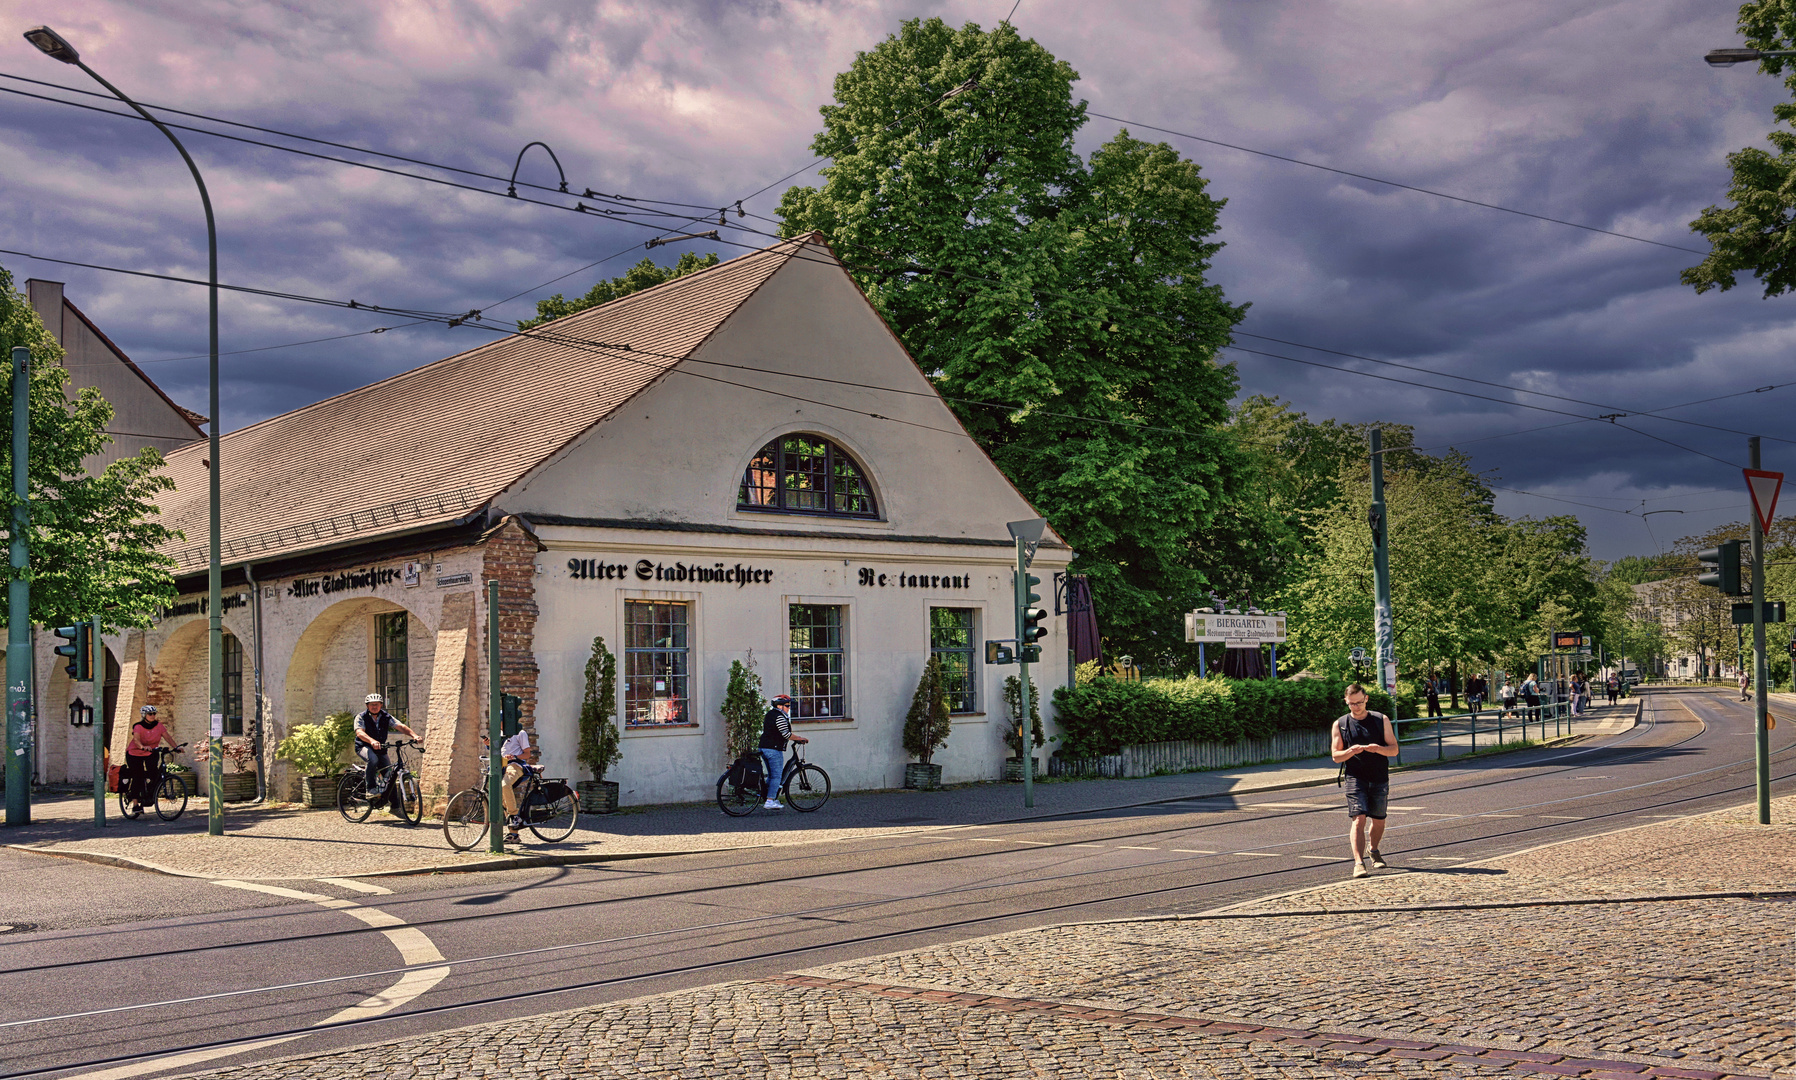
[8,690,1784,1080]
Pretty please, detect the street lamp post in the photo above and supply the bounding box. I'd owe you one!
[26,26,225,835]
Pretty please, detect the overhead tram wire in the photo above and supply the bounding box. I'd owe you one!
[0,241,1777,474]
[12,71,1787,452]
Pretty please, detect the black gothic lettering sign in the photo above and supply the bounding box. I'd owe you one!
[159,592,249,619]
[287,566,405,598]
[567,557,773,588]
[856,568,971,590]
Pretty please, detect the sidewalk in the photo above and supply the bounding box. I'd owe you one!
[3,699,1640,881]
[170,785,1796,1080]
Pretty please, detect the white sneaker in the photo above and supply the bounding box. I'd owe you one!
[762,800,783,809]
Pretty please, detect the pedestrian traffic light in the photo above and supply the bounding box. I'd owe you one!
[1697,540,1744,596]
[500,693,521,738]
[53,623,91,680]
[1017,573,1046,664]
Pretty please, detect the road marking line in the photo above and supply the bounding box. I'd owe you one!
[320,877,392,894]
[1384,805,1430,810]
[211,880,334,903]
[1117,846,1160,851]
[1068,843,1107,848]
[1170,849,1215,854]
[1295,855,1344,861]
[1479,813,1522,817]
[1011,840,1052,846]
[1537,815,1586,820]
[1233,852,1282,858]
[1415,856,1462,861]
[51,1036,307,1080]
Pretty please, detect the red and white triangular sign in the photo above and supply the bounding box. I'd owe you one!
[1744,468,1784,534]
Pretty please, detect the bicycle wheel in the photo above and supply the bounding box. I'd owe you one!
[155,775,188,821]
[528,783,579,843]
[784,763,831,812]
[716,772,760,817]
[393,772,423,826]
[337,771,374,823]
[442,790,489,851]
[118,784,141,820]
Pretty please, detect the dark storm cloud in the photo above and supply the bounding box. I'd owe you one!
[0,0,1790,560]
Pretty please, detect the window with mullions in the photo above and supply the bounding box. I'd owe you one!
[930,608,977,714]
[221,632,244,736]
[739,435,877,518]
[374,612,409,717]
[789,604,846,719]
[625,601,690,727]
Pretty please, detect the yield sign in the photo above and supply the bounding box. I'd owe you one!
[1744,468,1784,534]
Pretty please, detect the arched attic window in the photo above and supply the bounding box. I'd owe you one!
[738,434,878,518]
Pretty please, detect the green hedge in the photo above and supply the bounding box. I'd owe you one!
[1051,676,1405,759]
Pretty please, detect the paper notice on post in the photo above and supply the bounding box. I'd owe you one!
[210,713,224,738]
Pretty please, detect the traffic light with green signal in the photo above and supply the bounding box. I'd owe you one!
[1698,540,1743,596]
[53,623,92,681]
[1017,572,1046,664]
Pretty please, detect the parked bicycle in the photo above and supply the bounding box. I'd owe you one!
[119,743,188,821]
[338,738,424,825]
[442,757,578,850]
[718,741,830,816]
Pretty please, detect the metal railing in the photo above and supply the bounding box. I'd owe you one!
[171,486,483,569]
[1395,698,1584,760]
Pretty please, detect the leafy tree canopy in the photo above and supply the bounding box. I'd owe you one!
[0,263,180,630]
[1683,0,1796,295]
[778,17,1246,653]
[517,252,720,331]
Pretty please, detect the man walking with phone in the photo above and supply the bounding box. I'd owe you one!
[1333,683,1401,879]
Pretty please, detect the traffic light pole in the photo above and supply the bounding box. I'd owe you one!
[91,616,104,828]
[487,580,504,854]
[1015,536,1034,810]
[5,346,29,826]
[1750,437,1770,825]
[1369,429,1396,696]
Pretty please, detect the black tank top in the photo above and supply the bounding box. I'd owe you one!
[1337,711,1391,782]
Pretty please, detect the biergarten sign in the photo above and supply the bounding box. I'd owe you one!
[1185,612,1288,648]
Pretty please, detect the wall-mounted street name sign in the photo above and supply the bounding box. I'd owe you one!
[1185,612,1288,648]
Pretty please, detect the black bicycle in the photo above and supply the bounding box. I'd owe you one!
[717,742,830,816]
[339,739,424,825]
[442,759,578,850]
[119,743,188,821]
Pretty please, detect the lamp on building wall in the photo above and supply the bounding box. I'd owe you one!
[27,23,226,836]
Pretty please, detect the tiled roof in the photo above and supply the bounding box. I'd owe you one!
[157,236,808,570]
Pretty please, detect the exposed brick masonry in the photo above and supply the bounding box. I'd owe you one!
[479,516,543,752]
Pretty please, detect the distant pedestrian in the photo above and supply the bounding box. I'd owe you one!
[1333,683,1400,879]
[1501,676,1518,720]
[1605,674,1619,706]
[1425,677,1442,718]
[1739,669,1751,701]
[1569,675,1586,716]
[1521,674,1541,724]
[1466,674,1486,720]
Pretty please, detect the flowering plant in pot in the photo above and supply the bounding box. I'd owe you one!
[194,738,260,801]
[576,636,622,813]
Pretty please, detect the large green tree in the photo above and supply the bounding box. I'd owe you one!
[777,18,1246,652]
[0,265,180,630]
[1683,0,1796,295]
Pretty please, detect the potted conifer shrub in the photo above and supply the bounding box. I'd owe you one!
[720,652,766,762]
[576,635,622,814]
[902,656,951,790]
[276,711,356,807]
[1002,674,1045,781]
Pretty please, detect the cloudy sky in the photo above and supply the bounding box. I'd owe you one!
[0,0,1789,561]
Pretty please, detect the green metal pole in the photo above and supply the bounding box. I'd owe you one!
[92,616,104,827]
[1751,437,1770,825]
[487,580,503,853]
[1015,537,1034,809]
[5,346,30,825]
[1369,430,1397,730]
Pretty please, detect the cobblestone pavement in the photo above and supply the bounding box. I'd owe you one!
[165,790,1795,1080]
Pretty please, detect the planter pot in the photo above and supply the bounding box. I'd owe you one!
[166,768,197,795]
[903,762,943,791]
[301,774,341,809]
[1003,757,1040,782]
[222,772,258,803]
[576,779,619,814]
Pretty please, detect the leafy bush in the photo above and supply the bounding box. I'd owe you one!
[721,652,767,758]
[577,636,622,782]
[902,656,952,765]
[274,711,356,777]
[1051,676,1398,759]
[1002,675,1045,755]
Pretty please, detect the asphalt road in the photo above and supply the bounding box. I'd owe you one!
[3,687,1789,1080]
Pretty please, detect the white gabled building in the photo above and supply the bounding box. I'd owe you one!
[47,236,1070,807]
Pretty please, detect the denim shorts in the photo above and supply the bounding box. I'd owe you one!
[1345,778,1389,820]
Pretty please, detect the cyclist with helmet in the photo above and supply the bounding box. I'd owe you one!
[354,693,416,803]
[757,694,808,810]
[122,705,177,816]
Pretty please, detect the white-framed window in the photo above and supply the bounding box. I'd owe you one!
[625,600,691,727]
[374,612,408,717]
[930,607,978,714]
[788,603,846,719]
